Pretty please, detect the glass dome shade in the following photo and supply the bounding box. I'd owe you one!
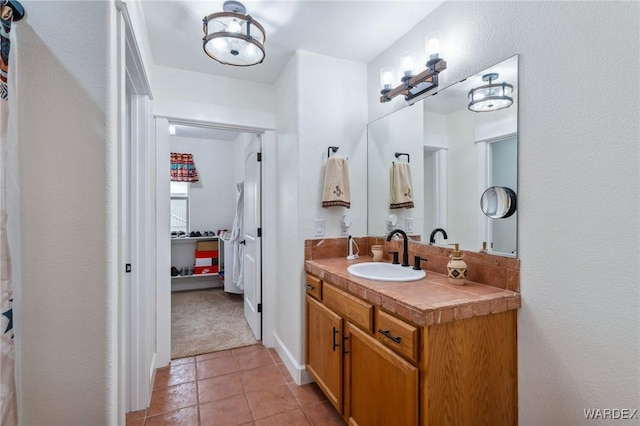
[468,81,514,112]
[203,11,266,66]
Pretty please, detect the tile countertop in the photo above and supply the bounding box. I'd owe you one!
[304,256,521,327]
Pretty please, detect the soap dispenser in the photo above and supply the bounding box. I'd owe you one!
[447,243,468,285]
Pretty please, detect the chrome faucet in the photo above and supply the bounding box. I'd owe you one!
[386,229,410,267]
[429,228,448,244]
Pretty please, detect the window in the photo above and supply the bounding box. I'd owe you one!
[171,181,189,233]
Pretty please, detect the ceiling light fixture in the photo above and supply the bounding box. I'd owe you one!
[380,32,447,103]
[467,73,514,112]
[203,1,266,67]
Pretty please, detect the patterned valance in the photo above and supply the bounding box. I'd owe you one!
[170,152,199,182]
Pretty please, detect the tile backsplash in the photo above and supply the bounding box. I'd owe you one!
[305,236,520,292]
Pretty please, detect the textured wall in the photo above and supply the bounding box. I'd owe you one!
[273,51,368,375]
[274,53,302,364]
[16,1,118,424]
[368,2,640,423]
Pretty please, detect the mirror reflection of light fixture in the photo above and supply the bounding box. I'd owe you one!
[380,32,446,103]
[203,1,266,67]
[468,73,514,112]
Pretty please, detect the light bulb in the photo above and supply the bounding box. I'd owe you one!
[425,31,443,60]
[212,38,226,49]
[380,67,395,91]
[227,19,241,33]
[400,51,416,77]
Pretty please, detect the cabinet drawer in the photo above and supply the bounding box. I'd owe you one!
[304,274,322,300]
[323,284,372,333]
[375,309,419,363]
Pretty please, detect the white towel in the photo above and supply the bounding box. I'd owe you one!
[390,162,415,209]
[322,156,351,208]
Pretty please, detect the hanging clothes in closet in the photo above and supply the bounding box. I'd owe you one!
[230,182,245,290]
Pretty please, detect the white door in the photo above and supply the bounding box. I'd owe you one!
[243,135,262,340]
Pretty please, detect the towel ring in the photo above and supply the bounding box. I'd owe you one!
[327,146,339,158]
[394,152,410,163]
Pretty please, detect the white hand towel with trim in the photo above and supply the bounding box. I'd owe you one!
[390,162,415,209]
[322,156,351,208]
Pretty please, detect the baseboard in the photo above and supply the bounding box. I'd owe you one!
[170,280,223,292]
[273,332,313,385]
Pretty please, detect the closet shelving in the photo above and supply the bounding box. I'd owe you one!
[171,236,220,280]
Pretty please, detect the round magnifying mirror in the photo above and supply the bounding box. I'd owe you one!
[481,186,517,219]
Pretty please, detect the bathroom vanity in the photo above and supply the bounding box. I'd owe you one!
[304,254,519,426]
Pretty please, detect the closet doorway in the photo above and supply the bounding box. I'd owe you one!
[155,119,265,363]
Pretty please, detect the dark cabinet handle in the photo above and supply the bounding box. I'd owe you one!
[305,284,315,290]
[332,327,340,351]
[378,329,402,344]
[239,240,246,245]
[342,335,349,355]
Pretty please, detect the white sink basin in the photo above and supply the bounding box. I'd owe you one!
[347,262,426,282]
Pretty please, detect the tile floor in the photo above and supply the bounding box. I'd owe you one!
[126,344,346,426]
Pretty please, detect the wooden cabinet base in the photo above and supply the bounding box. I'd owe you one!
[305,276,517,426]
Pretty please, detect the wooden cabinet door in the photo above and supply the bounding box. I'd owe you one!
[345,322,418,426]
[306,296,344,412]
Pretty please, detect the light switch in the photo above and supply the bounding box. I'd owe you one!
[406,218,414,233]
[314,219,325,236]
[341,215,352,234]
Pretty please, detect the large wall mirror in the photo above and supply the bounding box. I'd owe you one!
[368,55,518,256]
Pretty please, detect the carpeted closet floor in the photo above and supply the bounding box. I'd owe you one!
[172,288,258,359]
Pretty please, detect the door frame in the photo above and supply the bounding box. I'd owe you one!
[117,1,154,417]
[154,116,276,367]
[475,132,517,253]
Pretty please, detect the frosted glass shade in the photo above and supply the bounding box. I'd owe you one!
[203,11,266,66]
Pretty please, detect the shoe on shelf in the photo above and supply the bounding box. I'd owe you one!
[189,231,197,237]
[171,266,179,277]
[195,231,202,237]
[177,231,186,238]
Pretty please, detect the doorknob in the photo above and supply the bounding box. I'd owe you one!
[239,240,246,245]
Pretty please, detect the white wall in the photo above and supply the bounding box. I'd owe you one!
[368,2,640,423]
[170,136,236,232]
[152,65,275,130]
[273,51,368,381]
[273,53,302,376]
[15,2,119,424]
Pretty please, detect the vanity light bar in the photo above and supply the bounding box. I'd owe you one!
[380,58,447,103]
